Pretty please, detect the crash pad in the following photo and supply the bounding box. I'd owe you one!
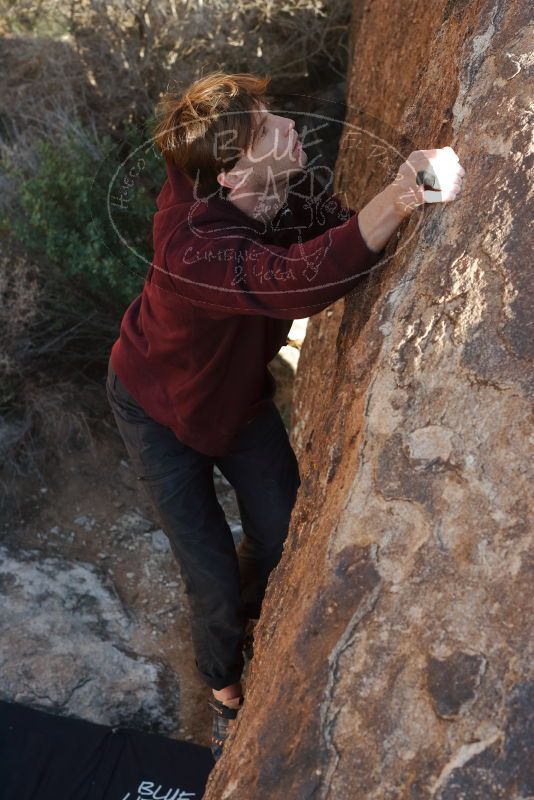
[0,700,214,799]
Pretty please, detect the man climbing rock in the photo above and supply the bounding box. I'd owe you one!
[105,70,465,761]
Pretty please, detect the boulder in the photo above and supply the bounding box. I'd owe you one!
[203,0,533,796]
[0,545,180,734]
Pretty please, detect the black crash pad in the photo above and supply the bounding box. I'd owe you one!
[0,700,214,799]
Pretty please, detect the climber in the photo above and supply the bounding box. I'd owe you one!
[105,70,465,762]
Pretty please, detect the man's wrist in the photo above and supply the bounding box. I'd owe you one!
[357,184,409,253]
[383,182,413,222]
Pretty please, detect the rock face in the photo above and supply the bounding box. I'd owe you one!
[204,0,533,797]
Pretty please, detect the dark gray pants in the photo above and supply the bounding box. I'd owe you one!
[105,359,301,690]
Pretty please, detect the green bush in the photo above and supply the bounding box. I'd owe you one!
[2,120,166,312]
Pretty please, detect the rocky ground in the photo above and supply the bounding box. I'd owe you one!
[0,320,307,748]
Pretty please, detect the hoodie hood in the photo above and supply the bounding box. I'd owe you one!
[155,158,264,231]
[154,158,303,247]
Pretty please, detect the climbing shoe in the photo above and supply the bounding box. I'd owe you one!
[208,694,244,761]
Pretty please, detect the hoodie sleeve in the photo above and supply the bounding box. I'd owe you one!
[162,209,386,320]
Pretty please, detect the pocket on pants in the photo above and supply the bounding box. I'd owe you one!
[108,403,145,468]
[136,460,182,484]
[106,364,194,484]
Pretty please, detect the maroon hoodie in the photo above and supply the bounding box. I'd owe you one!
[110,159,385,456]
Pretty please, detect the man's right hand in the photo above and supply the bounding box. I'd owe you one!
[390,146,466,218]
